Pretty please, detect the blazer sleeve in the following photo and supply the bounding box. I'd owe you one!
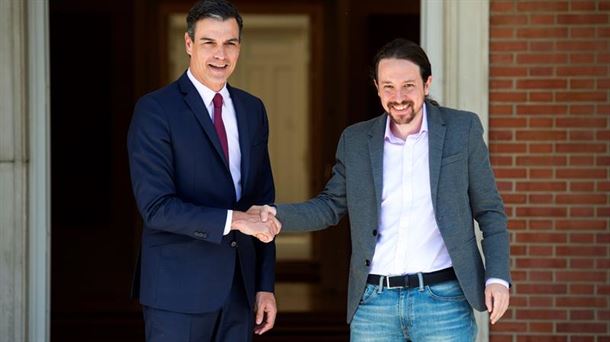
[127,95,227,244]
[276,132,349,231]
[467,114,511,285]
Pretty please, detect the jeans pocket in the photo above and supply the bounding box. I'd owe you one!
[360,284,379,304]
[426,280,466,302]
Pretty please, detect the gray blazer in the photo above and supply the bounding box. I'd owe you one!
[277,102,510,323]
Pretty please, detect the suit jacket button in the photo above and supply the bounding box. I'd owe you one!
[230,241,237,248]
[202,232,208,239]
[194,231,203,237]
[372,229,378,236]
[365,259,370,267]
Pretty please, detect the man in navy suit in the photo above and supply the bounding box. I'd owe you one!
[127,0,280,340]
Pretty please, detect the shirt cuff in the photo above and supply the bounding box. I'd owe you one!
[486,277,509,289]
[223,210,232,236]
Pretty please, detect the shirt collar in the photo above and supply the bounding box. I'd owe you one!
[384,103,429,142]
[187,68,231,108]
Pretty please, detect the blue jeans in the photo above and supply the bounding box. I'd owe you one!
[350,280,477,341]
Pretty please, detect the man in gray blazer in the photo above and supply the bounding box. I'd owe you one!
[253,38,510,341]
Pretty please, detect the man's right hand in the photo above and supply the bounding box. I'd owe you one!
[231,210,281,243]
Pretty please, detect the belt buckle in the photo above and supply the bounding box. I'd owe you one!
[384,276,404,289]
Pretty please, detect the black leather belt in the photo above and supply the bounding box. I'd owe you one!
[367,267,457,289]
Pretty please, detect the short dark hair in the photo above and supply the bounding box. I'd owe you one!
[371,38,432,84]
[371,38,437,105]
[186,0,243,41]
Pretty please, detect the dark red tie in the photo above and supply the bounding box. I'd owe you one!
[212,93,229,164]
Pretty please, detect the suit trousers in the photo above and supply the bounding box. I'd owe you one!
[143,261,253,342]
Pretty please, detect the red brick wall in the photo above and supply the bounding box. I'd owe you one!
[489,0,610,341]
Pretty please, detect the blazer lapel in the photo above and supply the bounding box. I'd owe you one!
[368,114,387,212]
[228,85,251,191]
[426,103,446,211]
[178,73,229,171]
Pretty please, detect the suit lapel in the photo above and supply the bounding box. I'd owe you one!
[179,73,230,172]
[368,114,387,212]
[229,85,251,192]
[426,103,446,211]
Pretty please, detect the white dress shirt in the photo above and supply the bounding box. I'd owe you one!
[187,69,241,235]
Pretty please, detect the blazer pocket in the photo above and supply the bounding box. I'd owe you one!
[441,152,465,166]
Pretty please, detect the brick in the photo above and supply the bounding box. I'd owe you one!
[570,284,595,295]
[529,296,554,307]
[516,308,567,319]
[598,207,610,216]
[490,79,514,89]
[530,15,555,25]
[516,54,568,64]
[517,27,568,38]
[530,219,555,229]
[517,258,567,268]
[490,155,513,166]
[529,92,554,102]
[556,323,607,333]
[511,244,527,255]
[598,183,610,191]
[556,246,607,257]
[491,1,514,12]
[569,258,594,268]
[601,1,610,11]
[600,285,610,295]
[530,67,554,76]
[556,168,606,179]
[511,271,527,282]
[556,118,607,128]
[569,181,594,191]
[501,193,526,204]
[598,27,610,38]
[489,130,513,140]
[529,143,554,153]
[516,232,567,243]
[490,105,514,115]
[517,79,567,89]
[598,79,610,89]
[570,233,595,243]
[570,207,594,217]
[529,245,554,255]
[508,219,526,229]
[529,322,553,333]
[530,41,555,51]
[529,118,553,128]
[599,53,610,63]
[517,104,567,115]
[556,220,607,230]
[529,193,553,203]
[496,181,513,191]
[517,1,569,12]
[529,168,554,178]
[557,14,609,25]
[569,156,595,166]
[557,296,607,307]
[570,78,595,89]
[571,0,597,11]
[492,27,515,39]
[516,181,566,191]
[570,53,596,64]
[597,104,610,114]
[597,130,610,140]
[556,143,606,153]
[569,105,595,114]
[596,233,610,243]
[556,194,607,204]
[516,131,567,141]
[516,207,567,217]
[568,131,594,141]
[570,310,595,320]
[492,321,528,333]
[556,92,608,102]
[490,92,527,102]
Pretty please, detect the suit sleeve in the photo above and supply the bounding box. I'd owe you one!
[251,99,276,292]
[276,132,349,231]
[467,114,511,285]
[127,95,227,244]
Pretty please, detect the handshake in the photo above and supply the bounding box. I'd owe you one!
[231,205,280,243]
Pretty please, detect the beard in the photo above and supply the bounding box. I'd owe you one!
[387,100,418,125]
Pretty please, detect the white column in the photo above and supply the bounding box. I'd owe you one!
[0,0,50,341]
[421,1,491,341]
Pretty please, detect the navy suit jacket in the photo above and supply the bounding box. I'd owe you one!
[127,72,275,314]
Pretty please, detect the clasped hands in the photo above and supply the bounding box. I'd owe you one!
[231,205,279,243]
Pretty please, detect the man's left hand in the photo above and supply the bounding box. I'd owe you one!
[485,283,510,325]
[254,291,277,335]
